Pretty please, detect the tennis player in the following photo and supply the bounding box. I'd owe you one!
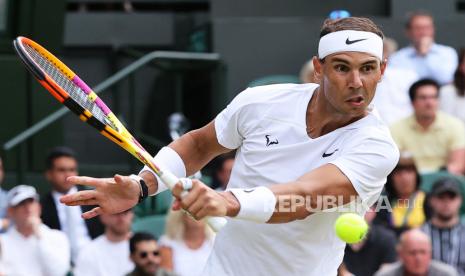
[61,17,399,275]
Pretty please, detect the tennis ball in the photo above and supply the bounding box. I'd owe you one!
[334,213,369,244]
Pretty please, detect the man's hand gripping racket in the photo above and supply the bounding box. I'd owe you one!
[12,36,227,232]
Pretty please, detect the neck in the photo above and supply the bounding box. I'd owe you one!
[16,225,34,238]
[415,114,435,129]
[132,266,152,276]
[105,229,130,243]
[431,215,459,228]
[307,88,364,138]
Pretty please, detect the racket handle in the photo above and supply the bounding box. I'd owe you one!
[158,170,228,232]
[207,216,228,232]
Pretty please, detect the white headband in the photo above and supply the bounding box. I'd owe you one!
[318,30,383,60]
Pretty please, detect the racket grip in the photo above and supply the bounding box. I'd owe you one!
[207,217,227,232]
[159,171,228,232]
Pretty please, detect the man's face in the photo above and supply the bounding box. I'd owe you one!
[131,240,161,274]
[315,52,385,118]
[430,192,462,221]
[412,85,439,120]
[392,167,417,198]
[45,156,78,193]
[8,198,41,228]
[407,15,435,46]
[399,238,432,275]
[100,210,133,236]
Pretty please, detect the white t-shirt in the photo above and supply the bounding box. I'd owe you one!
[204,83,399,276]
[440,84,465,125]
[0,224,70,276]
[159,235,214,276]
[74,235,134,276]
[372,67,418,125]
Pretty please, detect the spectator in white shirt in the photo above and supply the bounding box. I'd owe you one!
[0,185,70,276]
[40,146,104,263]
[440,48,465,125]
[373,37,418,124]
[389,11,458,85]
[0,156,9,233]
[74,209,135,276]
[159,210,214,276]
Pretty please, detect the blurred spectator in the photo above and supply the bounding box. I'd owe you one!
[127,232,175,276]
[0,185,70,276]
[374,152,426,236]
[159,210,215,276]
[0,156,9,233]
[40,146,104,262]
[389,11,458,85]
[342,206,397,276]
[422,178,465,275]
[374,229,458,276]
[373,37,418,124]
[390,79,465,174]
[74,209,135,276]
[299,59,316,83]
[440,49,465,125]
[212,151,235,191]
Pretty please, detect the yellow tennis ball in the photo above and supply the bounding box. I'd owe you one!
[334,213,369,244]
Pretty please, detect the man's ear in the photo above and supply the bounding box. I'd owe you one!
[313,57,323,83]
[378,59,388,82]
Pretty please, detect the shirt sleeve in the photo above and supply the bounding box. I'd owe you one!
[330,128,400,206]
[425,46,458,85]
[447,117,465,151]
[214,88,263,149]
[37,227,71,276]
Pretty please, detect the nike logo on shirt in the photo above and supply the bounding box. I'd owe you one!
[345,38,368,45]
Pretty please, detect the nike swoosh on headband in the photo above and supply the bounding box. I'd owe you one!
[345,38,368,45]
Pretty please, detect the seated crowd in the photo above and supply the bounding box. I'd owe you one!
[2,9,465,276]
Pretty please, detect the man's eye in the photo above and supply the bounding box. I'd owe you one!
[334,65,349,72]
[361,65,375,73]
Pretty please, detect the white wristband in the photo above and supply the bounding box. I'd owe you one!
[229,186,276,223]
[139,146,187,196]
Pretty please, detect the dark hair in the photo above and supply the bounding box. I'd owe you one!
[130,232,156,254]
[408,78,440,102]
[385,164,421,202]
[320,17,384,39]
[45,146,77,170]
[405,10,434,29]
[453,48,465,96]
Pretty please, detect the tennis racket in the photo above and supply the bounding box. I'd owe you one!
[13,36,227,232]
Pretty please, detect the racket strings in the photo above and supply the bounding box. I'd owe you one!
[23,44,108,126]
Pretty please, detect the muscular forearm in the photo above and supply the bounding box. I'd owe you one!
[226,164,359,224]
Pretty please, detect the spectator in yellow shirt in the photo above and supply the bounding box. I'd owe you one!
[390,78,465,174]
[375,153,426,236]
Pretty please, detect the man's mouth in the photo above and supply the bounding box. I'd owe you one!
[346,96,365,106]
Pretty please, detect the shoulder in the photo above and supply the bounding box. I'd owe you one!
[390,116,413,131]
[440,84,457,94]
[389,47,414,60]
[430,260,459,275]
[41,224,66,238]
[233,83,317,105]
[433,44,458,56]
[438,112,465,128]
[374,261,403,276]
